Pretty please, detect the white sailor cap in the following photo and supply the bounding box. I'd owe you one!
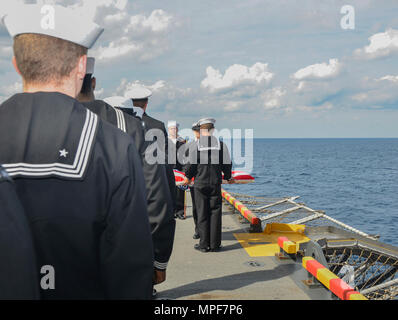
[192,122,200,131]
[104,96,145,118]
[104,96,130,108]
[2,4,104,49]
[168,121,180,129]
[86,57,95,75]
[125,86,153,100]
[197,118,216,126]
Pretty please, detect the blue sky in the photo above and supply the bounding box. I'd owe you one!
[1,0,398,137]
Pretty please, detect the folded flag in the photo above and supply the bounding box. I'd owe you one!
[173,169,255,186]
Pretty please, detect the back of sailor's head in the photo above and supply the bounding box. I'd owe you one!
[198,118,216,130]
[104,96,145,118]
[192,122,200,132]
[2,3,103,86]
[168,121,180,129]
[125,86,152,109]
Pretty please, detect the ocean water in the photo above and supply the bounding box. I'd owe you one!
[225,138,398,247]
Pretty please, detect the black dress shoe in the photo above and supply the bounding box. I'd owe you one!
[210,246,222,252]
[193,233,200,239]
[176,213,185,220]
[194,244,209,252]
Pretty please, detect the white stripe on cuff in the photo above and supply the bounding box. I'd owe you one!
[154,261,168,270]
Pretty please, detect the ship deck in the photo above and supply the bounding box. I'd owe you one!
[155,191,331,300]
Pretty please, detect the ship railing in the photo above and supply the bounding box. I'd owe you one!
[223,191,378,241]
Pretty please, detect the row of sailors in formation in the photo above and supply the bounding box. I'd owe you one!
[0,3,233,299]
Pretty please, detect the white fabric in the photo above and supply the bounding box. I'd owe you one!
[168,121,179,129]
[2,4,103,49]
[4,110,98,179]
[86,57,95,74]
[104,96,127,108]
[104,96,144,118]
[125,86,152,100]
[197,117,216,126]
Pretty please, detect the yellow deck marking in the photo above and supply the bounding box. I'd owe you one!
[233,223,310,257]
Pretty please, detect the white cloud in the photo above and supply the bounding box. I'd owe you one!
[14,2,177,63]
[115,79,167,97]
[294,102,333,113]
[1,1,176,62]
[349,76,398,108]
[0,81,22,103]
[295,81,306,92]
[354,28,398,59]
[95,40,141,61]
[377,75,398,83]
[128,9,173,33]
[92,9,176,62]
[104,11,127,23]
[1,81,22,96]
[110,61,347,121]
[292,58,341,80]
[0,45,12,61]
[223,101,242,112]
[201,62,274,92]
[56,0,128,20]
[351,93,368,102]
[262,87,286,110]
[94,87,104,98]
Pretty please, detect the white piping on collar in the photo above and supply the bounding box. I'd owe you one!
[3,109,98,179]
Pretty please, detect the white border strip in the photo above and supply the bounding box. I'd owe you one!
[4,110,98,179]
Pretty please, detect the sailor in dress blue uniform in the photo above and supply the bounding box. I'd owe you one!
[187,122,201,239]
[123,88,176,289]
[184,118,233,252]
[0,165,39,299]
[78,59,145,154]
[168,121,187,220]
[0,3,153,299]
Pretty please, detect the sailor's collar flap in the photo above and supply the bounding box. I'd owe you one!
[130,107,144,119]
[0,165,12,182]
[198,136,221,151]
[0,93,99,180]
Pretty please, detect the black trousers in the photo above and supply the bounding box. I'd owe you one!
[175,187,185,216]
[194,184,222,249]
[190,187,198,234]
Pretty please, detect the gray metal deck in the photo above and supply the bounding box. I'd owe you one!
[155,191,330,300]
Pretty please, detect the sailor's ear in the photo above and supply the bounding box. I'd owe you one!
[12,56,22,76]
[91,77,96,91]
[77,55,87,80]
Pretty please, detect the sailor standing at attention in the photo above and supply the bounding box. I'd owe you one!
[125,87,176,292]
[186,122,201,239]
[0,3,154,299]
[0,165,39,299]
[135,87,177,211]
[77,60,145,155]
[183,118,233,252]
[168,121,187,220]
